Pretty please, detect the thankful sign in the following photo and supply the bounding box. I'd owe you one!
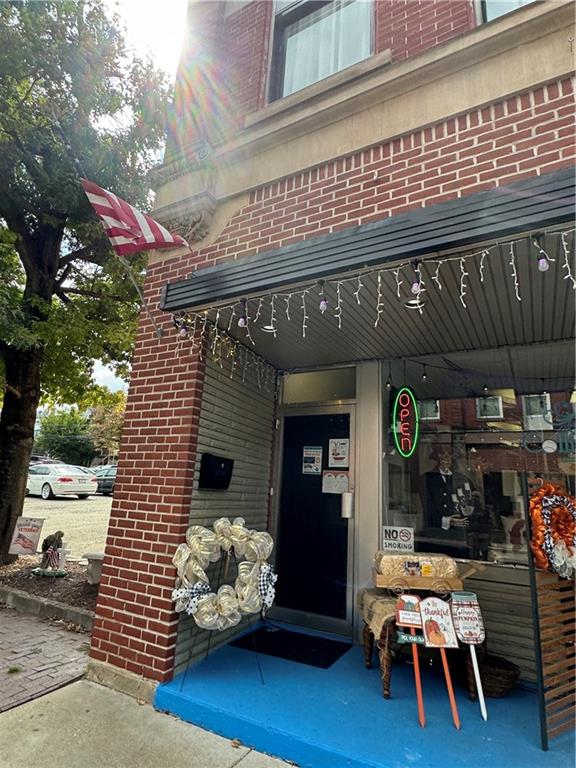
[420,597,459,649]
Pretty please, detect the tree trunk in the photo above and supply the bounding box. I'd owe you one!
[0,345,42,565]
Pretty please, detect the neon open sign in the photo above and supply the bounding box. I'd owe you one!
[393,387,419,458]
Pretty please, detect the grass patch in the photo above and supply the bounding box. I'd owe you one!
[7,666,22,674]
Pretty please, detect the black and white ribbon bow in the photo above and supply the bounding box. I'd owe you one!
[258,563,278,613]
[172,581,212,615]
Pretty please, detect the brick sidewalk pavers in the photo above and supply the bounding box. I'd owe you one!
[0,608,88,712]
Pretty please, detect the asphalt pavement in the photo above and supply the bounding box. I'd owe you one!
[22,495,111,560]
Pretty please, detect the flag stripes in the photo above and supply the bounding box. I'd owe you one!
[81,178,188,256]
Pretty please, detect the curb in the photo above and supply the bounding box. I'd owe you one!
[0,585,94,631]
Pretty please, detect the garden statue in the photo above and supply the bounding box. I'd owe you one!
[40,530,65,569]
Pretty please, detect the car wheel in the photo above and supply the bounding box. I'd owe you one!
[41,483,54,500]
[78,495,89,500]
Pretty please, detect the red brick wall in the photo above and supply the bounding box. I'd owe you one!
[89,260,206,683]
[193,77,575,268]
[222,1,272,117]
[218,0,478,121]
[375,0,476,61]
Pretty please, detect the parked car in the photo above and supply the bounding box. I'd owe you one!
[95,465,117,496]
[27,463,98,500]
[74,465,96,475]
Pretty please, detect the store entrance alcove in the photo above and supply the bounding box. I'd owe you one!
[154,624,574,768]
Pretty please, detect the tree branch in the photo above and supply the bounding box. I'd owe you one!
[56,286,126,302]
[58,238,111,269]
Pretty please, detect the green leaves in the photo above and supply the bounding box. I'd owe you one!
[0,0,171,404]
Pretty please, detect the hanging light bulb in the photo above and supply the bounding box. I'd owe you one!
[533,233,551,272]
[422,364,427,382]
[318,280,328,313]
[386,378,392,391]
[178,326,188,338]
[483,384,489,393]
[411,261,422,294]
[237,299,247,328]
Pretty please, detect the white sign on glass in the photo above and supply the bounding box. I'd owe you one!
[302,446,323,475]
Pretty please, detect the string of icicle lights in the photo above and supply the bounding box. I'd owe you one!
[172,229,575,376]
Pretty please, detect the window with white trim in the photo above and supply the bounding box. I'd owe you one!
[522,393,552,431]
[270,0,372,101]
[418,399,440,421]
[476,396,503,420]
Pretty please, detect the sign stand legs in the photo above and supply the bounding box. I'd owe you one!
[410,626,426,727]
[469,645,488,721]
[440,648,461,730]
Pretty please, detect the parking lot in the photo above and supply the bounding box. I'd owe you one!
[22,495,112,560]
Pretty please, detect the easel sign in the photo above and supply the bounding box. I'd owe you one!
[420,597,461,730]
[395,594,425,728]
[420,597,459,649]
[452,591,488,722]
[395,593,422,628]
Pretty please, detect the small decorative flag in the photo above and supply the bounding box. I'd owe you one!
[45,545,60,569]
[81,179,188,256]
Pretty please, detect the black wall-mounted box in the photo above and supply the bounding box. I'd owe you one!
[198,453,234,490]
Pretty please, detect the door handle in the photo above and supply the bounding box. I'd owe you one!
[341,491,354,519]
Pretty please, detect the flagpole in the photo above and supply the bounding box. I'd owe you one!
[53,118,165,339]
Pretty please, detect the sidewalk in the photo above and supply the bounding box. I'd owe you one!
[0,680,291,768]
[0,607,87,712]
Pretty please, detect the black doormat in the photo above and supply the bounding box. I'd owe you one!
[229,626,352,669]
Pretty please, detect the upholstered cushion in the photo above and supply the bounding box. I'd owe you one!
[373,552,459,580]
[357,588,397,640]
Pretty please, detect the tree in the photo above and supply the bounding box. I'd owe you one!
[34,408,96,466]
[86,387,126,462]
[0,1,170,563]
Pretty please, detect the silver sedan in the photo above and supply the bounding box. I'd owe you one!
[26,463,98,500]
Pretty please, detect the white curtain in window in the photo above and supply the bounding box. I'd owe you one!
[282,1,371,97]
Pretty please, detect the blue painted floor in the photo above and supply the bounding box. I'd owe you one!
[155,632,574,768]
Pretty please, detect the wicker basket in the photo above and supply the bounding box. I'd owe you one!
[466,653,520,699]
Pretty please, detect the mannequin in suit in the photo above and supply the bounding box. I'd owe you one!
[424,449,470,529]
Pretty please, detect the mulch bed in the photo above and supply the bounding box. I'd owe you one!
[0,556,98,613]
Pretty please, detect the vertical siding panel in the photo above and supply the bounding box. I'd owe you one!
[174,357,276,674]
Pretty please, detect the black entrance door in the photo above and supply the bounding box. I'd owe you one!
[275,412,351,631]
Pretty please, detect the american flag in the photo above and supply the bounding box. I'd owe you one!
[15,533,34,551]
[45,545,60,569]
[81,179,188,257]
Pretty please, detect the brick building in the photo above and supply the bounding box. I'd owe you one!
[87,1,574,762]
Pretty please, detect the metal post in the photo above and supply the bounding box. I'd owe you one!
[521,473,548,751]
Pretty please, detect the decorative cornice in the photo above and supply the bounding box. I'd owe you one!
[159,191,218,244]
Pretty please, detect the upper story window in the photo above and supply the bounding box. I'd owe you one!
[476,396,503,420]
[481,0,535,23]
[271,0,372,101]
[522,393,552,431]
[418,400,441,421]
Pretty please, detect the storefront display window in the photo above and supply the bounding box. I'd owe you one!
[383,343,575,564]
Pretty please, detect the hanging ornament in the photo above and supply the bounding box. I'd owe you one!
[237,298,248,328]
[318,281,328,314]
[533,234,553,273]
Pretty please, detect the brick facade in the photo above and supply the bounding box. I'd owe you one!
[90,0,575,683]
[375,0,476,62]
[187,77,575,270]
[90,259,207,682]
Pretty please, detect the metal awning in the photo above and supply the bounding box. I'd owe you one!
[161,167,575,312]
[162,168,575,374]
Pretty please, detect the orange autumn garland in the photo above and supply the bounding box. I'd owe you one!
[530,482,576,578]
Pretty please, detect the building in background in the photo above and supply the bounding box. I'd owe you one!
[88,1,574,762]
